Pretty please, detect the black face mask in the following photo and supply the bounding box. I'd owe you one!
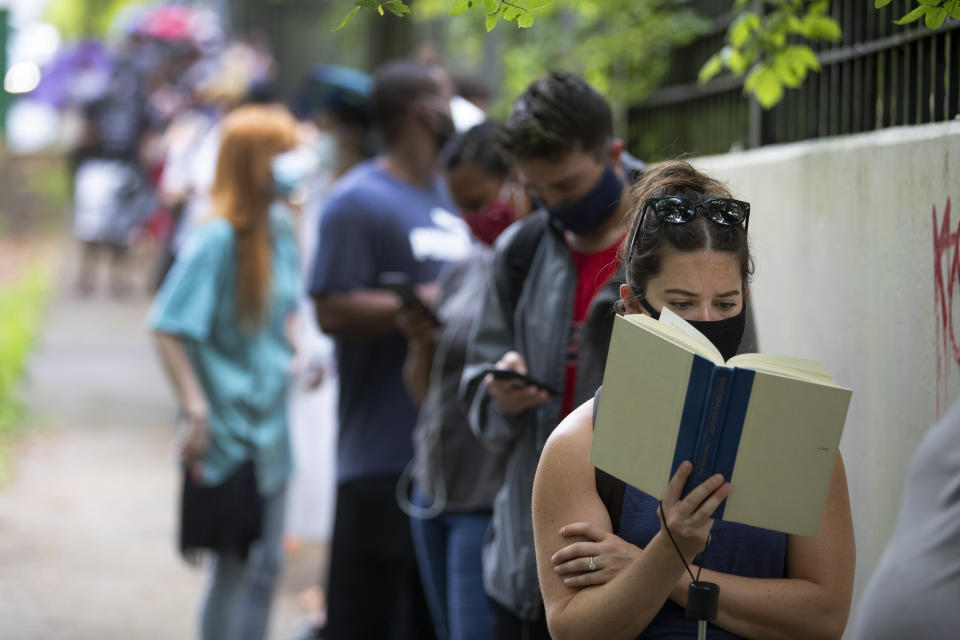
[636,296,747,361]
[544,165,623,236]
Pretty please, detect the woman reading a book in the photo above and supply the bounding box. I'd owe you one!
[531,160,855,639]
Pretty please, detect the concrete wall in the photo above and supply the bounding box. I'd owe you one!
[692,120,960,630]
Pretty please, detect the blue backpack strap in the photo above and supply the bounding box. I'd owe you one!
[592,385,626,534]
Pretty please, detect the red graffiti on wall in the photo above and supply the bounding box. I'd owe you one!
[933,197,958,417]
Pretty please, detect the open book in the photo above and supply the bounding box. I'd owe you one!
[589,308,852,537]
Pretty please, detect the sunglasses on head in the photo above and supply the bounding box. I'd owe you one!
[641,196,750,233]
[627,195,750,263]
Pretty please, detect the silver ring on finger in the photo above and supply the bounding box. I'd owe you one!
[588,556,597,571]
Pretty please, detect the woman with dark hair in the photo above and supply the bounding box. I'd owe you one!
[438,121,527,245]
[149,104,301,640]
[396,122,524,640]
[531,161,855,639]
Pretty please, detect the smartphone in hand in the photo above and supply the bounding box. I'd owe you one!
[481,367,560,396]
[377,272,442,327]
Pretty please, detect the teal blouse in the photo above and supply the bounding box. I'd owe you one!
[149,204,300,495]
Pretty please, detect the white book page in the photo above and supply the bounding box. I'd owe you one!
[657,306,724,363]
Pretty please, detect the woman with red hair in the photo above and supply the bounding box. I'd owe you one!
[150,104,301,640]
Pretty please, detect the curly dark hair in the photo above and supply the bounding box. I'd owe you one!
[501,71,613,161]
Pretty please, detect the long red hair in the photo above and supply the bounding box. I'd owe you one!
[210,104,297,328]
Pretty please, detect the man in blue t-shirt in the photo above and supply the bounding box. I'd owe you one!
[307,59,471,640]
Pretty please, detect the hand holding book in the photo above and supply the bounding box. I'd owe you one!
[659,461,731,563]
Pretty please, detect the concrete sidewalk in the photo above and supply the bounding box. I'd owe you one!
[0,265,316,639]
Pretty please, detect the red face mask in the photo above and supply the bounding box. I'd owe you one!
[463,198,516,246]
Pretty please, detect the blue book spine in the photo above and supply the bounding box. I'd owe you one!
[687,367,734,493]
[670,355,719,491]
[710,368,755,521]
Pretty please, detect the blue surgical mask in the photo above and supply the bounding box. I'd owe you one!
[271,147,318,199]
[544,165,624,236]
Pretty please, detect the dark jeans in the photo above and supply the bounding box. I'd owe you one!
[488,598,551,640]
[324,475,435,640]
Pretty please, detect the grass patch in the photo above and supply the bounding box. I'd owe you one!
[0,264,52,484]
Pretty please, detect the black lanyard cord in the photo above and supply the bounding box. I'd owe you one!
[658,499,711,584]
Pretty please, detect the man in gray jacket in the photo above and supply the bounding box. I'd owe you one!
[460,72,633,639]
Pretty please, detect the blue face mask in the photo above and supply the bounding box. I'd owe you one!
[271,147,318,199]
[545,165,624,236]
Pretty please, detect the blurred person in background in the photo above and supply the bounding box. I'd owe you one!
[294,64,375,183]
[396,122,521,640]
[71,36,158,298]
[154,62,225,288]
[283,64,374,639]
[453,73,492,112]
[306,59,471,640]
[849,396,960,640]
[414,46,484,137]
[149,104,301,640]
[156,33,279,289]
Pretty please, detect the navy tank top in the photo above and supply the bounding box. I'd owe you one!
[618,485,788,639]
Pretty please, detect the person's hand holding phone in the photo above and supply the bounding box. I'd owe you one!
[396,304,439,347]
[415,281,440,309]
[484,351,552,414]
[378,273,442,328]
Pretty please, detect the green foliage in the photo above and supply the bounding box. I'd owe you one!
[0,266,50,433]
[888,0,960,27]
[0,265,49,485]
[337,0,412,30]
[336,0,957,111]
[340,0,553,30]
[699,1,840,109]
[44,0,141,38]
[408,0,706,120]
[495,1,707,118]
[470,0,554,31]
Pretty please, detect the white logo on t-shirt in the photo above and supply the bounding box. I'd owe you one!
[409,208,472,262]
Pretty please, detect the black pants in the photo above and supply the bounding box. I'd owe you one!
[324,475,435,640]
[489,597,551,640]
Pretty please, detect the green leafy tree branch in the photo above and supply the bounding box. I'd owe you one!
[700,0,958,108]
[698,0,841,109]
[449,0,554,30]
[338,0,552,30]
[878,0,960,29]
[422,0,708,124]
[337,0,411,30]
[336,0,958,107]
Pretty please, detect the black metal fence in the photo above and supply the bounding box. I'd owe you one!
[628,0,960,160]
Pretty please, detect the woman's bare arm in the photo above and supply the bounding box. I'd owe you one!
[533,401,729,640]
[152,331,207,419]
[152,330,209,466]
